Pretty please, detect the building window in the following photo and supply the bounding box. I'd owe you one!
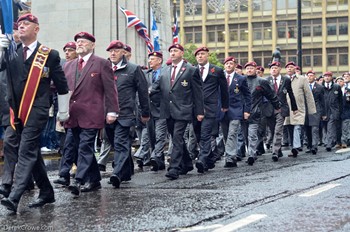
[207,25,225,43]
[327,17,348,36]
[277,21,296,39]
[252,51,271,68]
[229,23,248,42]
[302,49,322,68]
[184,27,202,44]
[253,22,272,41]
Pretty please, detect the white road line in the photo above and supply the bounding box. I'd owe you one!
[299,183,341,197]
[178,224,223,231]
[212,214,267,232]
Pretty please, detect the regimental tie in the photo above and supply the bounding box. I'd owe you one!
[78,58,84,71]
[152,70,157,83]
[274,77,278,93]
[113,65,118,72]
[226,74,230,87]
[309,84,313,92]
[170,65,177,87]
[23,46,28,60]
[200,66,205,78]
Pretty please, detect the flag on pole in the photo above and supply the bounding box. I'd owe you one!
[172,11,179,44]
[0,0,16,59]
[119,6,154,53]
[151,8,160,51]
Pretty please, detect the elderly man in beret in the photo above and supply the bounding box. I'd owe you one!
[103,40,149,188]
[284,61,316,157]
[0,13,69,212]
[218,56,251,168]
[243,61,281,165]
[54,32,119,196]
[192,46,229,173]
[322,71,343,152]
[151,43,204,179]
[265,61,297,161]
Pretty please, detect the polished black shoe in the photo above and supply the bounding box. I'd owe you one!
[81,182,101,192]
[53,177,70,186]
[326,147,332,152]
[247,157,255,166]
[224,161,237,168]
[236,156,242,162]
[288,148,298,157]
[98,164,106,172]
[150,158,159,171]
[195,161,206,173]
[68,181,81,196]
[1,198,18,213]
[179,166,194,175]
[0,184,11,198]
[135,158,143,169]
[311,148,317,155]
[278,150,284,157]
[165,169,179,180]
[265,144,271,150]
[28,197,55,208]
[110,175,121,188]
[272,153,279,162]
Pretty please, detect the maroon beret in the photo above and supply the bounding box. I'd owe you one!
[13,22,18,30]
[63,42,76,51]
[168,43,184,52]
[323,71,333,76]
[306,70,315,75]
[106,40,125,51]
[256,66,265,72]
[244,61,257,68]
[269,61,281,68]
[285,61,296,68]
[74,32,95,42]
[295,66,301,70]
[194,46,209,56]
[17,13,39,25]
[342,72,350,77]
[223,56,236,64]
[148,51,163,59]
[124,44,132,53]
[236,64,243,69]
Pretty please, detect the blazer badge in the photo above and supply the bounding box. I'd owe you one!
[234,84,239,93]
[181,80,188,87]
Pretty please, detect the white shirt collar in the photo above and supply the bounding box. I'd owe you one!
[79,52,93,63]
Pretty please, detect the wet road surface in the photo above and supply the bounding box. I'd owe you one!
[0,147,349,231]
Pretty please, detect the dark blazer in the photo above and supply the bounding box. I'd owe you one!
[266,75,297,117]
[218,72,251,121]
[152,60,204,121]
[306,82,325,126]
[145,68,162,118]
[64,54,119,129]
[199,64,229,118]
[323,82,343,120]
[0,70,9,126]
[4,43,68,129]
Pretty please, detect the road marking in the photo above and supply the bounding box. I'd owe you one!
[212,214,267,232]
[178,224,223,231]
[299,183,341,197]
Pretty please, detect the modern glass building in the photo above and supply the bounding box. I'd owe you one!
[178,0,349,75]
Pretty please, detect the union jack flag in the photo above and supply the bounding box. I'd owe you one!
[172,11,179,44]
[119,6,154,53]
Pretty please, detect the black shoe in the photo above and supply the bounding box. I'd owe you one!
[179,166,194,175]
[265,144,271,150]
[81,182,102,192]
[110,175,121,188]
[150,158,159,171]
[272,153,278,162]
[278,150,284,157]
[165,169,179,180]
[311,148,317,155]
[247,157,255,166]
[1,198,18,213]
[288,148,298,157]
[0,184,11,198]
[305,149,312,154]
[195,161,206,173]
[224,161,237,168]
[28,197,55,208]
[236,156,242,162]
[282,143,289,147]
[98,164,106,172]
[297,147,303,152]
[68,181,81,196]
[53,177,70,186]
[135,158,143,169]
[326,147,332,152]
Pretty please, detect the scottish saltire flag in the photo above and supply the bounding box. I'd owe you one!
[151,8,160,51]
[119,6,154,53]
[0,0,16,59]
[172,11,179,44]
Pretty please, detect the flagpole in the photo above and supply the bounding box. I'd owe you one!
[173,0,177,44]
[116,0,119,39]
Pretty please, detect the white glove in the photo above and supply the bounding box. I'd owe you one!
[57,93,70,122]
[0,34,10,51]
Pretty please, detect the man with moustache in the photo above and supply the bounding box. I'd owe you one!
[56,32,119,196]
[193,47,229,173]
[151,44,204,179]
[0,14,69,212]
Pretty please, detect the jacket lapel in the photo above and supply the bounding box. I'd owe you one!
[172,62,186,89]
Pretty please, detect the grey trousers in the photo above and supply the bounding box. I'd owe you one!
[324,118,338,148]
[97,129,112,166]
[225,119,240,162]
[247,123,259,158]
[341,119,350,144]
